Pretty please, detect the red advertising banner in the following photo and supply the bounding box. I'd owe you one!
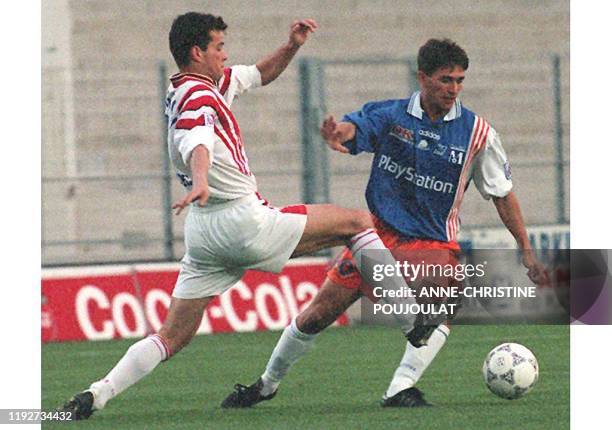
[42,259,349,343]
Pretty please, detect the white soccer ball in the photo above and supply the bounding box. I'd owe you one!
[482,342,539,399]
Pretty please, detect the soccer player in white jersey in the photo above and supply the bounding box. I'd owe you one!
[56,12,422,420]
[222,38,550,409]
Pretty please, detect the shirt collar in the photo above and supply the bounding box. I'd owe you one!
[407,91,462,122]
[169,72,216,88]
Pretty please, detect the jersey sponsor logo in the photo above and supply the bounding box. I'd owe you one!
[433,143,448,156]
[448,149,465,165]
[504,161,512,180]
[164,95,175,111]
[418,129,441,140]
[176,172,192,188]
[389,124,414,144]
[337,258,357,277]
[416,139,430,150]
[377,154,454,194]
[204,112,215,127]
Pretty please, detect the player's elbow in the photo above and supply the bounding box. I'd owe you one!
[256,64,275,86]
[260,72,278,87]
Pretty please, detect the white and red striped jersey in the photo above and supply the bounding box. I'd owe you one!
[165,65,262,202]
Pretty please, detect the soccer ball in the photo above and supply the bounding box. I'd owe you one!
[482,343,539,399]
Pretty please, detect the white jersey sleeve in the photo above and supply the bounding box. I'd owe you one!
[174,107,216,167]
[472,126,513,199]
[218,65,262,106]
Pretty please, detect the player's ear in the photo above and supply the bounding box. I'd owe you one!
[190,45,204,64]
[417,70,427,86]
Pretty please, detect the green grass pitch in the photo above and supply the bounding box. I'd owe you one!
[42,324,569,429]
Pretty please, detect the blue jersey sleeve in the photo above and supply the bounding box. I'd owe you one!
[341,100,395,155]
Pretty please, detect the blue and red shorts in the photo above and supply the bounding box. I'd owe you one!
[327,217,461,300]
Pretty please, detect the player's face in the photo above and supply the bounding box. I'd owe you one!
[419,65,465,116]
[199,30,227,81]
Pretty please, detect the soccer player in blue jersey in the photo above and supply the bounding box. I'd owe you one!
[222,38,548,408]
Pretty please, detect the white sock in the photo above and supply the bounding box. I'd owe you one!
[384,325,449,398]
[260,318,317,396]
[88,334,170,410]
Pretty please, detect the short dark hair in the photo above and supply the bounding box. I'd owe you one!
[417,39,469,76]
[169,12,227,67]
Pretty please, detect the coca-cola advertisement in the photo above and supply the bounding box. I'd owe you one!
[42,259,349,343]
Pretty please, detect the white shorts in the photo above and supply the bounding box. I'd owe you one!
[172,194,308,299]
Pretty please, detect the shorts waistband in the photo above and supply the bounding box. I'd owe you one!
[190,193,262,213]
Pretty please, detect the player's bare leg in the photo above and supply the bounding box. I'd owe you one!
[291,204,374,255]
[295,279,362,334]
[293,205,419,325]
[57,296,213,420]
[158,297,214,353]
[221,279,360,408]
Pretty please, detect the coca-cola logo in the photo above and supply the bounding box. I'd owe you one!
[74,276,322,341]
[42,261,348,343]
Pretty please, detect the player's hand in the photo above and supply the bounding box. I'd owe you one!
[522,252,550,286]
[321,115,349,153]
[289,19,317,47]
[172,185,209,215]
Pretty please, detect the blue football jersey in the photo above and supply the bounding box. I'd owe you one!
[342,91,511,243]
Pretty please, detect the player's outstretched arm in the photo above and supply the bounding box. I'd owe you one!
[173,145,210,215]
[320,115,356,154]
[256,19,318,86]
[492,192,550,286]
